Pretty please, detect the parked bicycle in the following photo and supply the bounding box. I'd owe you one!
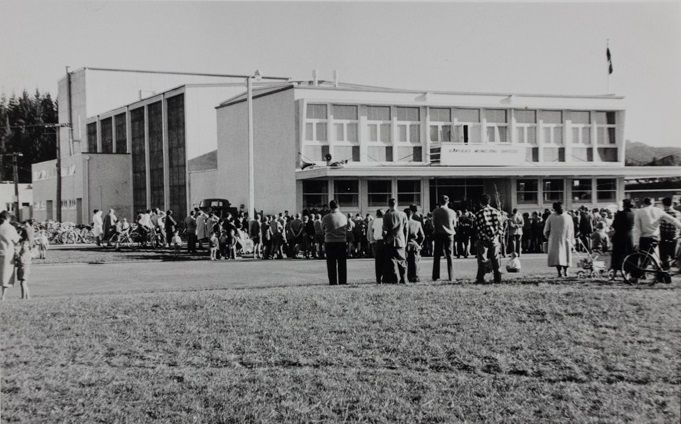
[621,240,672,285]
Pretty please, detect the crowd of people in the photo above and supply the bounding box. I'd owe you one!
[86,193,681,285]
[0,212,36,300]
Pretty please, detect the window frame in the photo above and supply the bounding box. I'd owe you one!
[429,107,452,143]
[333,179,360,208]
[452,108,482,144]
[305,103,329,143]
[516,179,539,205]
[396,107,421,144]
[367,179,392,207]
[596,178,617,202]
[594,111,617,146]
[542,178,565,203]
[484,109,509,143]
[397,180,421,207]
[332,104,359,145]
[302,180,329,210]
[367,106,392,144]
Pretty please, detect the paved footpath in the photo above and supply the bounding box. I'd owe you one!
[12,254,562,299]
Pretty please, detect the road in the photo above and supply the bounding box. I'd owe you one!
[2,254,565,300]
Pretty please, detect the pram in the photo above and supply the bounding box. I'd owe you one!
[574,238,611,279]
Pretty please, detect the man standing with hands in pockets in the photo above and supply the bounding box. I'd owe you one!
[431,195,457,282]
[322,200,349,285]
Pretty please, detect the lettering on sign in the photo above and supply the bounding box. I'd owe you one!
[438,145,527,166]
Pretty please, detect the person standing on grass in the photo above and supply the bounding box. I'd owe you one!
[660,197,680,271]
[196,209,208,249]
[12,227,32,300]
[368,209,384,284]
[474,194,503,284]
[382,198,408,284]
[164,210,177,248]
[610,199,635,276]
[634,197,681,266]
[314,213,325,259]
[92,209,104,246]
[322,200,348,285]
[405,208,425,283]
[543,201,575,278]
[250,214,262,259]
[184,211,197,253]
[509,208,524,256]
[0,211,20,300]
[103,209,117,246]
[431,195,457,282]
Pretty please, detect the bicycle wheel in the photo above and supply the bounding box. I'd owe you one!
[622,252,657,285]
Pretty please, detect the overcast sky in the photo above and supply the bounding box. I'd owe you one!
[0,1,679,147]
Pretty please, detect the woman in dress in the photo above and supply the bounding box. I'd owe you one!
[610,199,635,276]
[92,209,104,246]
[0,211,20,300]
[544,201,575,277]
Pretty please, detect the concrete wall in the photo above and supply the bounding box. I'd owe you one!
[188,169,217,209]
[83,154,133,221]
[31,157,85,223]
[216,88,297,215]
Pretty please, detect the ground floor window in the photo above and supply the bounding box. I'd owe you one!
[571,178,592,202]
[517,179,538,204]
[398,180,421,207]
[596,179,617,202]
[367,180,391,207]
[302,180,328,209]
[543,179,564,203]
[334,180,359,208]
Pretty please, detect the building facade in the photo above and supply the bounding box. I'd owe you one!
[215,82,680,216]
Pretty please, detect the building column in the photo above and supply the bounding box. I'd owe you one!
[359,178,368,216]
[296,180,303,213]
[421,178,430,214]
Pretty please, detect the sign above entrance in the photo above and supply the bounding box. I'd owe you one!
[437,145,526,166]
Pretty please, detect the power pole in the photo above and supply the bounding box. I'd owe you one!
[12,153,22,220]
[55,128,62,222]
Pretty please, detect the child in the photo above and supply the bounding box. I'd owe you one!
[591,221,609,253]
[506,252,521,273]
[171,230,182,253]
[15,228,32,299]
[228,228,238,260]
[35,229,49,259]
[209,232,219,261]
[219,230,230,260]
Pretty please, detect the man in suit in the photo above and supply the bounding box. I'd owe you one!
[405,208,425,282]
[382,198,408,284]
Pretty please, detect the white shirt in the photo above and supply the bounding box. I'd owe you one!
[634,205,681,240]
[0,221,20,257]
[369,217,383,243]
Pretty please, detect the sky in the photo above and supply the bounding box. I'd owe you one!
[0,0,679,147]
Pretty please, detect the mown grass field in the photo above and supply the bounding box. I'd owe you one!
[1,281,679,423]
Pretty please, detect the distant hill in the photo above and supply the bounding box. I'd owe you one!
[626,141,681,166]
[187,150,217,172]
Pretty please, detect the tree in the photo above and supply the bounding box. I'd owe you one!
[0,90,58,182]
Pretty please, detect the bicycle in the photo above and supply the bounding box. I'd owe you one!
[621,240,672,285]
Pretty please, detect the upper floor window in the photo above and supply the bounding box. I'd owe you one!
[332,105,358,144]
[453,109,481,144]
[569,111,591,145]
[485,109,508,143]
[396,107,420,143]
[87,122,98,153]
[539,110,563,145]
[305,104,328,142]
[367,106,391,143]
[429,108,451,142]
[514,110,537,145]
[594,111,616,145]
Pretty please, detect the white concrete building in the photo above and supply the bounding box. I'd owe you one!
[0,183,33,219]
[214,81,680,216]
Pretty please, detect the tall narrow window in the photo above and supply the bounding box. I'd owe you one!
[595,111,616,145]
[306,104,328,142]
[485,109,508,143]
[429,108,451,142]
[540,110,563,145]
[396,107,420,143]
[569,111,591,145]
[367,106,391,143]
[87,122,97,153]
[167,94,186,218]
[514,110,537,144]
[100,118,113,153]
[332,105,358,144]
[147,102,164,208]
[453,109,481,144]
[130,108,146,213]
[114,113,127,153]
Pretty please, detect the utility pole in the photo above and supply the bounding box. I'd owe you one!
[43,123,69,222]
[2,152,24,220]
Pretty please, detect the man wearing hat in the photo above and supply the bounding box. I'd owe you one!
[431,195,457,281]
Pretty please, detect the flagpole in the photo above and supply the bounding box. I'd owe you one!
[606,39,611,94]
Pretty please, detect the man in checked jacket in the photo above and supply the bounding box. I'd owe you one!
[474,194,503,284]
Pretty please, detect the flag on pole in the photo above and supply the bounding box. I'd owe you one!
[606,47,613,74]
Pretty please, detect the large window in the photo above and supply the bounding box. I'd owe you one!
[430,108,451,142]
[130,108,146,213]
[114,113,127,153]
[485,109,508,143]
[368,180,391,207]
[167,94,186,218]
[569,111,591,145]
[453,109,482,144]
[334,180,359,208]
[302,180,328,209]
[540,110,563,145]
[595,111,616,145]
[305,104,328,142]
[515,110,537,144]
[517,179,538,204]
[100,118,113,153]
[396,107,420,143]
[148,101,164,209]
[543,179,564,203]
[398,180,421,206]
[87,122,97,153]
[367,106,391,143]
[571,178,592,202]
[332,105,358,143]
[596,179,617,201]
[543,147,565,162]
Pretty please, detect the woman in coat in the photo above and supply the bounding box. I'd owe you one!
[0,211,20,299]
[544,201,575,277]
[610,199,635,275]
[164,210,177,247]
[92,209,104,246]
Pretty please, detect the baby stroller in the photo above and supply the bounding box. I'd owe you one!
[575,238,611,279]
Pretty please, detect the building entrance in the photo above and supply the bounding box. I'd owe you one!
[429,178,484,212]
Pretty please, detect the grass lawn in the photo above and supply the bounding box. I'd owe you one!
[1,281,679,423]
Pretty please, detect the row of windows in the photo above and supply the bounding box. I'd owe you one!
[302,179,421,209]
[516,178,617,204]
[86,116,128,154]
[302,145,423,163]
[305,104,617,147]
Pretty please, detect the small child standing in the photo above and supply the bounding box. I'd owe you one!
[15,228,32,299]
[171,230,182,253]
[209,232,219,261]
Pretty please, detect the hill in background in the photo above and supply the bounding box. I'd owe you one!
[626,141,681,166]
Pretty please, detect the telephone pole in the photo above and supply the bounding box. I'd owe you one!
[2,152,24,220]
[44,123,69,222]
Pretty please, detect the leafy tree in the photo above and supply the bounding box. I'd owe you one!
[0,90,58,182]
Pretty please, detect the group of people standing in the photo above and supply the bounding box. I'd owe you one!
[0,212,34,300]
